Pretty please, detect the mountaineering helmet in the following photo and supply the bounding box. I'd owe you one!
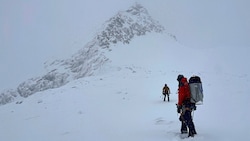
[177,74,184,81]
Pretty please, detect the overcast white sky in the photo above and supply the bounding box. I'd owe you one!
[0,0,250,90]
[139,0,250,48]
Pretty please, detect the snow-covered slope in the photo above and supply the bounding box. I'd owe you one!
[0,3,166,105]
[0,32,249,140]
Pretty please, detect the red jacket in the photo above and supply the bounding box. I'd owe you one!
[178,77,191,106]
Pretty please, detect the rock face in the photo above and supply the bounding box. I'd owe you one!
[96,3,165,48]
[0,3,165,105]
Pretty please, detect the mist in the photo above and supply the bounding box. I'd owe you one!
[1,0,249,90]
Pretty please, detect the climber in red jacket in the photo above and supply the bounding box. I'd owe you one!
[177,75,191,106]
[176,74,197,137]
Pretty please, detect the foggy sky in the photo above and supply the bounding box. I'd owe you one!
[0,0,249,90]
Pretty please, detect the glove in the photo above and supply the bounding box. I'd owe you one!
[177,105,182,113]
[179,116,184,121]
[177,108,181,113]
[193,105,197,110]
[190,103,197,111]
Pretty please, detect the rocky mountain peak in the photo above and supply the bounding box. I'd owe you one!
[0,3,166,105]
[96,3,165,48]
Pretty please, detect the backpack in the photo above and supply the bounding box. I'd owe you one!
[162,85,169,95]
[189,76,203,104]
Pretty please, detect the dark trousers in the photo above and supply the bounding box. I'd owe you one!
[163,94,169,101]
[180,109,196,136]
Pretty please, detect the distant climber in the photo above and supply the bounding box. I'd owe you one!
[162,84,170,102]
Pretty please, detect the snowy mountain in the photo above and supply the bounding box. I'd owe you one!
[1,1,250,141]
[0,4,166,105]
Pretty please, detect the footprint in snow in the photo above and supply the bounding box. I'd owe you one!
[155,117,174,125]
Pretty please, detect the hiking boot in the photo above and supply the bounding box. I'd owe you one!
[188,132,194,137]
[181,130,187,134]
[192,129,197,135]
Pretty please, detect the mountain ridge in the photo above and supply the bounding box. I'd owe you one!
[0,3,171,105]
